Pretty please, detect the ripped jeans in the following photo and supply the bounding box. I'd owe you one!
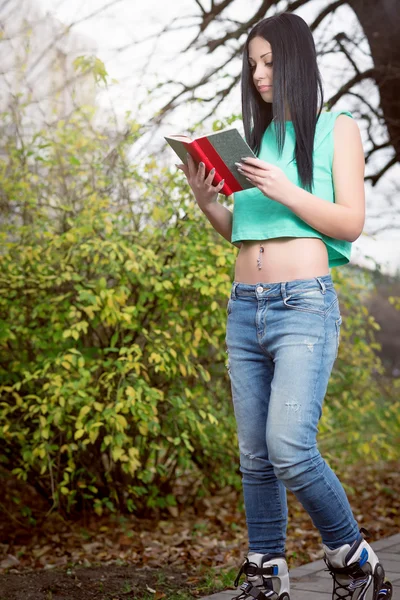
[225,273,362,555]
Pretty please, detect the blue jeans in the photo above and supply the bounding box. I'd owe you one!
[225,273,362,556]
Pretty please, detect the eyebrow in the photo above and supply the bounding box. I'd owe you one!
[248,52,272,62]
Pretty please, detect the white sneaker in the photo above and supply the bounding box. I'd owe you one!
[232,551,290,599]
[323,527,393,599]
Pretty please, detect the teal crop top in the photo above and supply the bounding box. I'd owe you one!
[231,110,354,267]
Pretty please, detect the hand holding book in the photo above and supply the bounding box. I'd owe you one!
[165,127,257,197]
[175,154,227,209]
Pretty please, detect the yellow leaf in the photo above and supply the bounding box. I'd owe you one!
[74,429,85,440]
[208,413,218,425]
[89,429,99,443]
[112,446,124,461]
[116,414,127,429]
[361,442,370,455]
[79,405,91,418]
[179,364,187,377]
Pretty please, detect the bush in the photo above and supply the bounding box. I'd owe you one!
[0,106,399,517]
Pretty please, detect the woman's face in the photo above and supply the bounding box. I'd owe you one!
[247,36,273,103]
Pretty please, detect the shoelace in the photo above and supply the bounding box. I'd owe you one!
[232,583,275,600]
[323,557,370,600]
[323,527,373,599]
[233,558,276,600]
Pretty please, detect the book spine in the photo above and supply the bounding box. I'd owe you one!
[196,137,242,195]
[183,140,235,196]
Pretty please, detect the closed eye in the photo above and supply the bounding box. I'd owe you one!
[249,63,273,70]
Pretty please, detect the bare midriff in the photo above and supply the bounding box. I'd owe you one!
[234,237,330,284]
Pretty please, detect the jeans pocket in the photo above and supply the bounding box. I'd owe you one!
[283,287,325,315]
[227,298,233,316]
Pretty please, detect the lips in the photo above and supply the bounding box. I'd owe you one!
[258,85,272,91]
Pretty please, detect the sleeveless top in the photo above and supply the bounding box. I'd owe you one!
[231,110,354,267]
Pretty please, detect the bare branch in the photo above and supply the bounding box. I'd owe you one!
[204,0,275,54]
[334,32,360,74]
[309,0,346,31]
[152,49,242,124]
[326,68,376,107]
[364,155,398,186]
[366,222,400,236]
[193,0,207,14]
[364,141,392,161]
[347,91,381,121]
[25,0,126,79]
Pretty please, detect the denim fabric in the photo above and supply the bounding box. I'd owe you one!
[225,272,362,555]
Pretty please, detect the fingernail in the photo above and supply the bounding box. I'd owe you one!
[220,179,225,185]
[235,162,243,168]
[199,162,204,167]
[210,168,215,173]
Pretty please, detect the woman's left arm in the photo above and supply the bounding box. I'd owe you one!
[237,115,366,243]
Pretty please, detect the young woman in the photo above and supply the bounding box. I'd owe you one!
[176,12,393,600]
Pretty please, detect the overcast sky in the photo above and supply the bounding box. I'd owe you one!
[36,0,400,276]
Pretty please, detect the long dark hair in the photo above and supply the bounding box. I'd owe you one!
[241,12,324,193]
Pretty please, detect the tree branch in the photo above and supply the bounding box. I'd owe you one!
[25,0,126,79]
[326,68,376,107]
[364,155,398,186]
[309,0,347,31]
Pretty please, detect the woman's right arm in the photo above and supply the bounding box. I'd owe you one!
[200,201,241,249]
[176,155,242,249]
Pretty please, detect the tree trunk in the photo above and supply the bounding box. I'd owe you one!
[348,0,400,159]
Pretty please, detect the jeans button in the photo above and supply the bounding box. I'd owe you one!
[256,286,264,293]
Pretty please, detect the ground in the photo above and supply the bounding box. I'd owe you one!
[0,460,399,599]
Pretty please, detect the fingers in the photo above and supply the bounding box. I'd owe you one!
[186,153,197,178]
[205,166,216,185]
[196,160,206,183]
[212,178,225,192]
[177,155,225,194]
[175,163,189,176]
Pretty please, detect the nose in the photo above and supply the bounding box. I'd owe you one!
[253,64,268,80]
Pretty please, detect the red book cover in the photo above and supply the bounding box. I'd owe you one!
[164,128,257,197]
[181,139,234,196]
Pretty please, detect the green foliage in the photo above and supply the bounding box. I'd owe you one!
[319,268,400,465]
[0,105,399,517]
[73,55,110,86]
[0,107,239,515]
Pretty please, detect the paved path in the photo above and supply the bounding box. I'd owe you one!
[200,533,400,599]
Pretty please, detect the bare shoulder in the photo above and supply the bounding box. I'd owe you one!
[333,113,363,145]
[332,113,364,172]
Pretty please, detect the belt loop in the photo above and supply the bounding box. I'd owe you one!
[280,282,286,298]
[316,276,326,294]
[231,282,238,299]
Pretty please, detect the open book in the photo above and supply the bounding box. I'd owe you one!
[164,127,257,196]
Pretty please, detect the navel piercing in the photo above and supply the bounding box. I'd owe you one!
[257,244,264,270]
